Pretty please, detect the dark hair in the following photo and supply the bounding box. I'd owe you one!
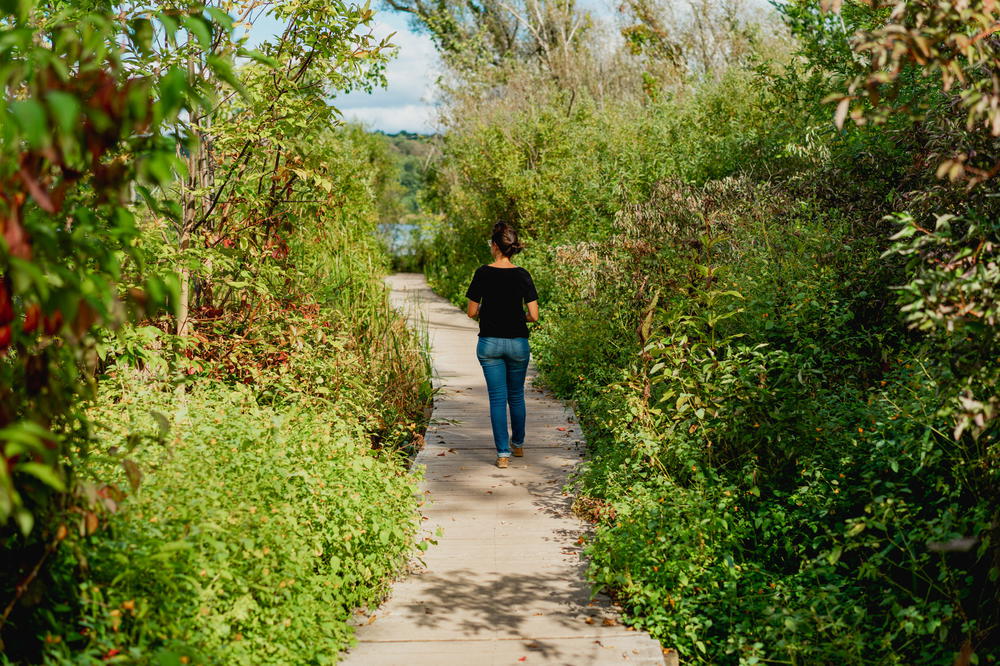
[490,222,524,257]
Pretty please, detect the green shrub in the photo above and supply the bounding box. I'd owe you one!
[40,377,421,664]
[424,100,998,660]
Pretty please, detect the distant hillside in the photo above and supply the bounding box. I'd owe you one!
[372,130,439,222]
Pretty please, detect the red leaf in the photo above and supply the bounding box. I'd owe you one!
[23,303,40,333]
[3,210,32,260]
[43,311,63,336]
[0,280,11,324]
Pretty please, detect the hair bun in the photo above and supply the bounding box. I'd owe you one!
[491,222,523,257]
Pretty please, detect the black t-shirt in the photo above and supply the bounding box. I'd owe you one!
[465,265,539,338]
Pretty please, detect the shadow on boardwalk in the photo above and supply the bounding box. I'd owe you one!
[339,274,668,666]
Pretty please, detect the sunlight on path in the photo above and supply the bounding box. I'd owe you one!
[340,274,670,666]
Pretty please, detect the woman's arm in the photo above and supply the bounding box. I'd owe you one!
[467,300,480,319]
[525,300,539,323]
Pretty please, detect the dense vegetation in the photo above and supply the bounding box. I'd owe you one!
[1,1,430,662]
[402,0,1000,662]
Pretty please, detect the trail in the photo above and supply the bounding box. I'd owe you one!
[341,273,669,666]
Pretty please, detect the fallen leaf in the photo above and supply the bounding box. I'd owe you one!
[602,618,618,626]
[525,642,542,649]
[584,617,595,624]
[518,658,526,663]
[366,615,377,625]
[436,452,446,456]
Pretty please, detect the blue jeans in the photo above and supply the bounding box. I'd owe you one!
[476,337,530,458]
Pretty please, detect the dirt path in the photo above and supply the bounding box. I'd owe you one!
[340,273,669,666]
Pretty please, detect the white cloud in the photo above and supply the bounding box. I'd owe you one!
[334,16,440,134]
[246,12,440,134]
[342,103,437,133]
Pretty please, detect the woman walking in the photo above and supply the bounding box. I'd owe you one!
[465,222,539,469]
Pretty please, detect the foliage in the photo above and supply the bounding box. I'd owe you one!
[0,0,228,536]
[886,213,1000,442]
[423,69,780,303]
[417,0,1000,662]
[2,0,431,661]
[828,0,1000,186]
[31,377,422,664]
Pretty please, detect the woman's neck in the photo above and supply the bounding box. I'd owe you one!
[489,254,516,268]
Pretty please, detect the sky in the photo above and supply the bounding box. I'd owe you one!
[336,14,441,134]
[246,10,440,134]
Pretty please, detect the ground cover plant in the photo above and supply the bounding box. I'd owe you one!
[1,1,431,662]
[407,0,1000,662]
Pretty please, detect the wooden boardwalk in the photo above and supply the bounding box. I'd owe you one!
[340,273,668,666]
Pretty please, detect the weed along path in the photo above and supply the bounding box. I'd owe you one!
[340,273,669,666]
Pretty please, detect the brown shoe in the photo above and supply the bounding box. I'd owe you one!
[496,457,509,469]
[512,446,524,457]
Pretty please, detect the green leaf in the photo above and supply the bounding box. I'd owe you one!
[181,15,212,50]
[0,425,48,455]
[158,67,188,118]
[205,7,235,30]
[8,257,50,299]
[156,12,179,42]
[0,0,31,23]
[150,410,171,437]
[155,649,184,666]
[157,540,193,553]
[827,545,843,565]
[13,507,33,536]
[18,462,66,492]
[129,17,155,54]
[207,55,246,98]
[10,98,48,147]
[238,48,279,68]
[46,91,81,134]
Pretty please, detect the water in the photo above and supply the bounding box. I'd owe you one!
[378,222,421,255]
